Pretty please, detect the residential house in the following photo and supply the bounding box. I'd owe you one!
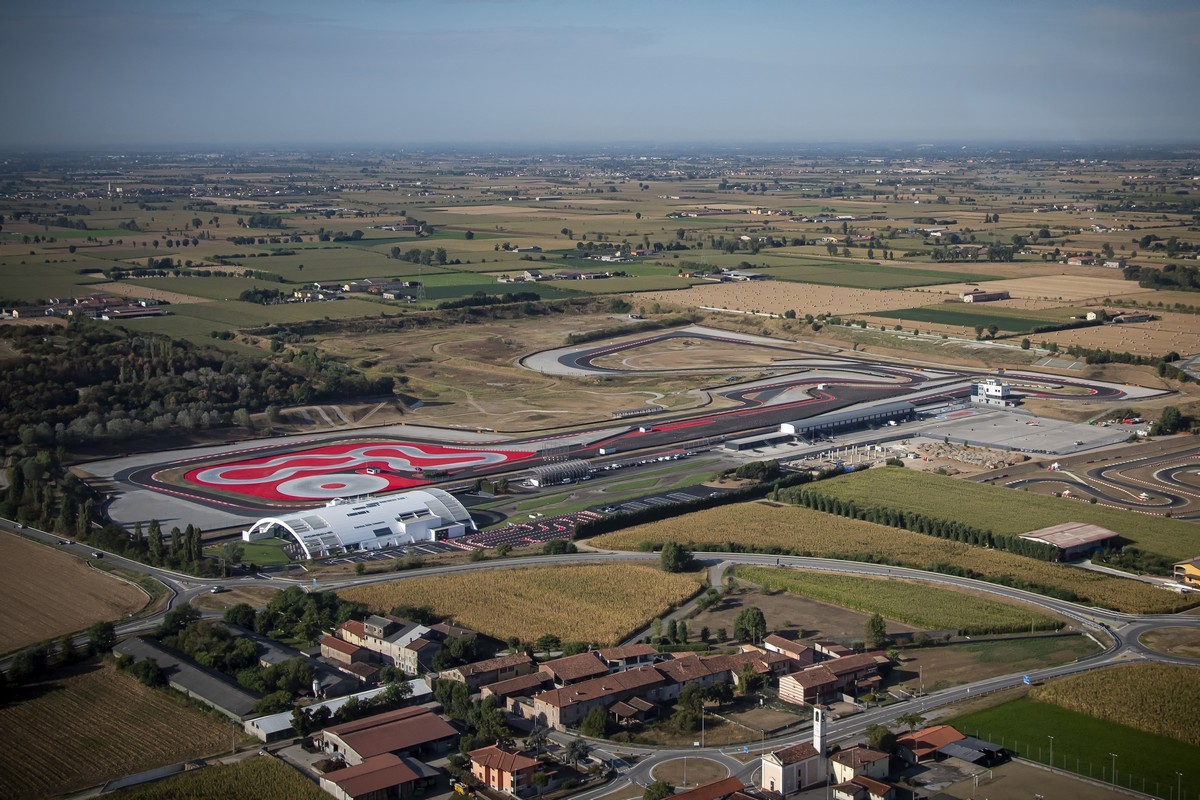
[830,745,890,783]
[597,644,659,672]
[1066,256,1098,266]
[530,664,666,730]
[439,653,534,691]
[671,777,746,800]
[538,652,610,687]
[832,775,894,800]
[778,652,890,705]
[522,269,549,282]
[321,706,458,766]
[480,673,554,705]
[761,635,816,667]
[813,641,854,660]
[1174,556,1200,588]
[469,745,543,794]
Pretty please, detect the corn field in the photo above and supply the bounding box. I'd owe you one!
[109,755,327,800]
[339,563,702,645]
[1033,663,1200,746]
[591,501,1193,614]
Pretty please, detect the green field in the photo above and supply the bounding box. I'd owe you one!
[948,697,1200,798]
[809,469,1197,560]
[731,566,1059,634]
[870,304,1071,331]
[760,260,999,289]
[228,247,399,281]
[0,256,109,300]
[208,538,291,567]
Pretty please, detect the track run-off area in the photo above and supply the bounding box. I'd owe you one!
[89,325,1167,524]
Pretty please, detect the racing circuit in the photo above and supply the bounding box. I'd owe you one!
[92,325,1171,524]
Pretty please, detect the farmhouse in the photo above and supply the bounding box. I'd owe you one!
[481,672,554,704]
[762,634,817,666]
[1018,522,1120,560]
[321,706,458,766]
[1111,312,1152,324]
[724,270,769,281]
[597,643,659,671]
[242,489,476,560]
[554,269,605,280]
[439,652,534,691]
[529,664,666,730]
[538,652,610,686]
[777,652,890,705]
[960,289,1011,303]
[1173,556,1200,588]
[1066,256,1098,266]
[830,745,890,783]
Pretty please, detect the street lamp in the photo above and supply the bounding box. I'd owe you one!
[1177,771,1183,800]
[1047,735,1053,770]
[1110,753,1119,787]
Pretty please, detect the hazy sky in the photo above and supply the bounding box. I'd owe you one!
[2,0,1197,149]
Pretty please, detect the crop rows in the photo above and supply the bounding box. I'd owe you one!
[109,755,327,800]
[338,563,703,645]
[1032,664,1200,746]
[731,566,1060,635]
[590,502,1194,614]
[0,662,230,798]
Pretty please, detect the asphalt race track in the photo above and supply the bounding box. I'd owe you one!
[104,326,1164,517]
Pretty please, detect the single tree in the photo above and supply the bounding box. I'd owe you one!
[866,613,888,649]
[733,607,767,643]
[565,736,590,768]
[660,540,693,573]
[644,780,675,800]
[896,712,925,731]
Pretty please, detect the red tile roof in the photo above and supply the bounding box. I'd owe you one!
[535,665,664,709]
[456,653,533,677]
[340,620,367,639]
[831,745,889,768]
[598,643,657,661]
[322,635,361,656]
[325,753,418,797]
[671,776,745,800]
[481,672,552,699]
[323,707,457,760]
[469,745,540,774]
[763,635,813,658]
[539,652,609,683]
[772,742,819,765]
[897,725,965,758]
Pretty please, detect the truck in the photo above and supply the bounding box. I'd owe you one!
[598,447,618,455]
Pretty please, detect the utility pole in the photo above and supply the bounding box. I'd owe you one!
[1111,753,1119,787]
[1048,735,1054,770]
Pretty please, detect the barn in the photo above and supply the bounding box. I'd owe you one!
[242,488,475,559]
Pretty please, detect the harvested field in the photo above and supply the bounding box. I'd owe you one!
[730,567,1060,634]
[191,586,280,612]
[338,562,703,645]
[108,755,327,800]
[0,533,148,653]
[1038,311,1200,358]
[633,282,933,317]
[90,281,210,304]
[588,502,1195,614]
[914,274,1154,302]
[0,661,231,798]
[1033,663,1200,745]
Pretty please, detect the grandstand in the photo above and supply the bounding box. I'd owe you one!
[526,460,591,487]
[241,488,476,559]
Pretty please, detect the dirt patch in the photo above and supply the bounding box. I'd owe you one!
[0,533,148,653]
[1139,626,1200,658]
[687,584,917,646]
[191,585,280,612]
[940,758,1129,800]
[651,757,729,788]
[89,280,210,304]
[887,636,1099,694]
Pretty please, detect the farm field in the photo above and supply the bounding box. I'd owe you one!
[337,562,703,645]
[729,566,1060,634]
[889,636,1100,692]
[801,468,1198,561]
[868,304,1070,332]
[758,260,1000,289]
[1030,663,1200,746]
[947,696,1200,798]
[0,533,148,654]
[108,754,327,800]
[587,502,1195,614]
[631,281,936,317]
[0,661,232,798]
[1039,311,1200,357]
[922,274,1157,302]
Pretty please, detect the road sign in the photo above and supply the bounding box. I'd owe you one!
[1023,675,1031,685]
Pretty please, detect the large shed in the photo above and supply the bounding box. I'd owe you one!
[1018,521,1120,560]
[242,488,474,559]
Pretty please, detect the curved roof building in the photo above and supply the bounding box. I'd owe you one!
[243,488,475,559]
